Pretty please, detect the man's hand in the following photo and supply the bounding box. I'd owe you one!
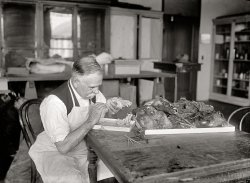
[106,97,132,115]
[106,99,121,115]
[55,102,108,154]
[88,102,108,125]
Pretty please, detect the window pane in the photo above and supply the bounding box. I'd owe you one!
[110,14,136,59]
[43,6,73,59]
[140,17,162,59]
[212,23,231,95]
[231,21,250,99]
[3,3,35,67]
[77,8,105,58]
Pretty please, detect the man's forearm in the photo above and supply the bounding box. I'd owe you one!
[55,118,97,154]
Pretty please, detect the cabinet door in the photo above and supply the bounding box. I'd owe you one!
[43,5,74,59]
[212,23,231,95]
[139,16,162,60]
[110,13,137,59]
[2,3,36,68]
[42,5,107,60]
[77,7,106,58]
[231,20,250,99]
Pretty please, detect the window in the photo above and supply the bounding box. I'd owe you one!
[43,6,74,59]
[77,7,106,58]
[0,2,108,68]
[1,3,36,67]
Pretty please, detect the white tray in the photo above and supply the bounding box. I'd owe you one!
[145,125,235,136]
[93,118,135,132]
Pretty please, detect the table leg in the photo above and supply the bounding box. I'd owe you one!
[174,75,178,101]
[88,147,98,183]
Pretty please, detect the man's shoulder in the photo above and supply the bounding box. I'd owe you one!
[40,95,67,115]
[50,81,69,96]
[42,95,65,107]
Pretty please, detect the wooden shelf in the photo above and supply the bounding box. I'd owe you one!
[4,71,176,81]
[213,85,227,88]
[235,40,250,43]
[232,87,248,92]
[233,78,249,82]
[215,59,229,61]
[216,31,231,35]
[214,75,228,79]
[234,59,250,62]
[235,30,250,34]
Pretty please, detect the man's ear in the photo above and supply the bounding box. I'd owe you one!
[72,77,79,88]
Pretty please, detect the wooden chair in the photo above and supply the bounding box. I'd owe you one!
[18,98,43,183]
[227,107,250,131]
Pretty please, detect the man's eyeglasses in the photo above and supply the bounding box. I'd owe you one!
[88,86,99,94]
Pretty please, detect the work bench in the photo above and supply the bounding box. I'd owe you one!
[1,71,177,105]
[86,130,250,183]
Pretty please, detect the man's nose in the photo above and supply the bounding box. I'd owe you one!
[92,88,99,94]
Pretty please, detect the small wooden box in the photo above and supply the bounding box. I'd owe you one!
[109,60,141,75]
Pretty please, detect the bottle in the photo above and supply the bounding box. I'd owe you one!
[235,48,239,59]
[239,73,244,80]
[224,73,228,78]
[239,52,244,60]
[216,79,221,86]
[226,48,230,59]
[245,52,248,60]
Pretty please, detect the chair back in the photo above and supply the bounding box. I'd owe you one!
[18,98,44,183]
[227,106,250,132]
[19,98,43,148]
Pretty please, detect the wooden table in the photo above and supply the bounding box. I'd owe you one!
[86,130,250,183]
[154,62,201,101]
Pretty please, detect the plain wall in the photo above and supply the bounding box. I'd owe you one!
[197,0,250,101]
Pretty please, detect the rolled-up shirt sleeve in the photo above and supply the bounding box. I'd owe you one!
[40,95,70,143]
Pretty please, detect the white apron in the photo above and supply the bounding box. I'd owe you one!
[29,93,113,183]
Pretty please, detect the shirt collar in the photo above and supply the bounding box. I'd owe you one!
[69,79,88,104]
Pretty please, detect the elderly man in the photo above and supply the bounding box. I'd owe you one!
[29,55,119,183]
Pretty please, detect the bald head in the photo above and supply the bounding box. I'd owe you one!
[72,56,103,76]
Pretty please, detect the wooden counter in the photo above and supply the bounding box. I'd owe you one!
[2,71,177,104]
[4,71,176,81]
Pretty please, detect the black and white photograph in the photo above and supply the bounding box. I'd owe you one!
[1,0,250,182]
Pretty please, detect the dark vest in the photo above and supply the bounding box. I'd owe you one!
[50,81,96,115]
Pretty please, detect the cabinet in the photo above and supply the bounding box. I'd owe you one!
[0,1,109,67]
[161,15,200,101]
[0,1,163,67]
[210,13,250,106]
[109,7,163,60]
